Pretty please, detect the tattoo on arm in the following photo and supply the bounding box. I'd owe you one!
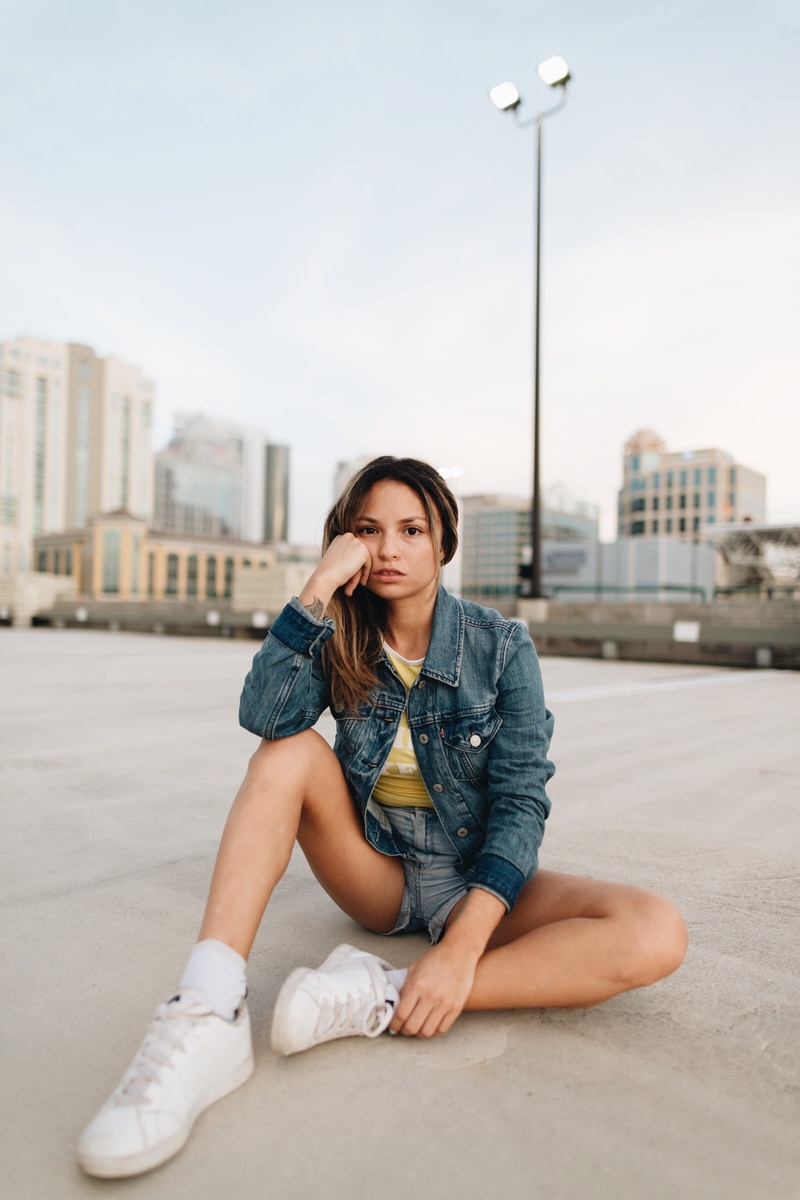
[304,596,325,620]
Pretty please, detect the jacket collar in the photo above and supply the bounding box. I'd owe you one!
[421,586,464,687]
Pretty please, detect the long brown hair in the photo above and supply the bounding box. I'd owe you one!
[322,457,458,712]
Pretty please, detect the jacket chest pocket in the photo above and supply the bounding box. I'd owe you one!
[441,711,502,783]
[333,707,372,760]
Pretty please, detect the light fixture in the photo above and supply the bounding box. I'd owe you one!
[537,56,571,87]
[489,81,521,111]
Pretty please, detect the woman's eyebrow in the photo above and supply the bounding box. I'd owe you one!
[356,514,429,524]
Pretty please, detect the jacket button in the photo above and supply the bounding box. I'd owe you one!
[456,826,469,837]
[469,734,481,747]
[419,733,429,744]
[417,679,426,689]
[433,783,443,793]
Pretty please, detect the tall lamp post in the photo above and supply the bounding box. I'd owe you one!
[490,56,571,600]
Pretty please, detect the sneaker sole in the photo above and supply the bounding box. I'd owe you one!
[77,1052,254,1179]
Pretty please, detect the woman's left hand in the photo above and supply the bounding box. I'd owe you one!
[389,941,479,1038]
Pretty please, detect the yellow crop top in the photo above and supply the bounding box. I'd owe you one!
[371,646,433,808]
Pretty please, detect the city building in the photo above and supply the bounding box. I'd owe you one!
[0,335,154,574]
[460,488,599,613]
[154,413,290,544]
[263,443,290,542]
[334,455,375,500]
[617,430,766,540]
[32,512,315,605]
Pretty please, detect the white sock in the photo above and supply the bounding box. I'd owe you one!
[386,968,407,997]
[179,939,247,1021]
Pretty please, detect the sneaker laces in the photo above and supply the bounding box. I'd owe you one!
[115,995,210,1105]
[314,985,395,1040]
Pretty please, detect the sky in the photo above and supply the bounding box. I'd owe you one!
[2,0,798,545]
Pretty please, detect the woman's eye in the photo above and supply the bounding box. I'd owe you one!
[357,526,376,536]
[405,526,421,536]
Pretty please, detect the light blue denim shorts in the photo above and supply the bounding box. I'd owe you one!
[378,805,469,944]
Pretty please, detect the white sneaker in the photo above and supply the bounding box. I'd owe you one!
[77,990,254,1178]
[270,943,400,1056]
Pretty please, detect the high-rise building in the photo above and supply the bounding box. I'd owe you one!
[153,414,290,544]
[460,488,599,613]
[263,443,290,542]
[334,455,375,500]
[617,430,766,540]
[0,335,154,574]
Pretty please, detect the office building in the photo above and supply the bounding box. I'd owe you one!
[154,414,289,543]
[0,335,154,574]
[263,443,290,542]
[617,430,766,540]
[460,488,599,613]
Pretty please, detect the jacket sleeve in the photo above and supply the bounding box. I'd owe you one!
[467,622,555,910]
[238,596,335,739]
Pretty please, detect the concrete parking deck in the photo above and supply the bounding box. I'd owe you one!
[2,629,799,1200]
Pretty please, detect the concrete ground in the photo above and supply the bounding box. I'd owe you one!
[2,628,798,1200]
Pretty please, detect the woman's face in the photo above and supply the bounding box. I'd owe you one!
[354,480,439,604]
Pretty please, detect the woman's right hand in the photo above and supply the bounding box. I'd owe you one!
[298,534,372,613]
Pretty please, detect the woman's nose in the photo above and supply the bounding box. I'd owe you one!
[378,536,399,559]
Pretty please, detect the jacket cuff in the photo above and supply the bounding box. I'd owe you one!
[467,852,527,912]
[269,597,335,658]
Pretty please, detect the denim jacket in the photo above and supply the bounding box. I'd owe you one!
[239,586,555,911]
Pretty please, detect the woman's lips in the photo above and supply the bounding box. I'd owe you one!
[372,570,405,579]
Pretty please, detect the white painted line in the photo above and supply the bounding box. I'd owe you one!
[546,671,768,704]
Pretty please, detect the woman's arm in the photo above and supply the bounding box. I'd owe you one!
[239,535,372,739]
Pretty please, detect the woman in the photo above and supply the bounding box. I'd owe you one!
[78,456,687,1178]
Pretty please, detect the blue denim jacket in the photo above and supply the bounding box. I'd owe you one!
[239,586,555,911]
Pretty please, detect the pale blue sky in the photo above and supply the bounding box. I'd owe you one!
[2,0,798,542]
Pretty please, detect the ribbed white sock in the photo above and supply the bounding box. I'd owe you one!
[179,939,247,1021]
[386,968,407,995]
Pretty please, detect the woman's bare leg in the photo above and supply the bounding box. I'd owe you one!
[457,871,687,1012]
[198,729,405,958]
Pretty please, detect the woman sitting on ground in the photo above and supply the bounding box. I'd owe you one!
[78,455,688,1179]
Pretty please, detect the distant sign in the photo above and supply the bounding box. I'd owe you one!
[543,548,588,576]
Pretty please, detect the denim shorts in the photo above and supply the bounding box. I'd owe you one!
[379,805,469,944]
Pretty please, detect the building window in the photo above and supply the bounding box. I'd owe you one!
[652,472,660,489]
[652,496,659,511]
[630,478,646,492]
[708,467,716,484]
[693,493,701,509]
[708,491,716,508]
[666,518,673,533]
[693,516,700,532]
[666,471,673,488]
[37,549,47,572]
[631,454,640,472]
[652,520,659,534]
[166,553,179,596]
[147,552,155,597]
[53,549,61,573]
[630,520,646,535]
[103,531,121,594]
[4,369,20,396]
[206,556,217,598]
[679,494,686,509]
[679,470,687,487]
[707,515,715,525]
[224,557,234,599]
[679,518,686,533]
[694,468,702,486]
[666,495,673,511]
[120,397,131,510]
[65,548,72,575]
[131,533,140,595]
[34,378,47,535]
[730,467,737,483]
[630,497,646,513]
[187,555,198,598]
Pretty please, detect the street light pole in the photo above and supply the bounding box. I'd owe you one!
[490,58,571,600]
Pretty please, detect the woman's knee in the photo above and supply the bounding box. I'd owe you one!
[246,728,330,779]
[615,889,688,989]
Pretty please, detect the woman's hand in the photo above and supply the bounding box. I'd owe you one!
[298,534,372,613]
[389,940,479,1039]
[389,888,506,1037]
